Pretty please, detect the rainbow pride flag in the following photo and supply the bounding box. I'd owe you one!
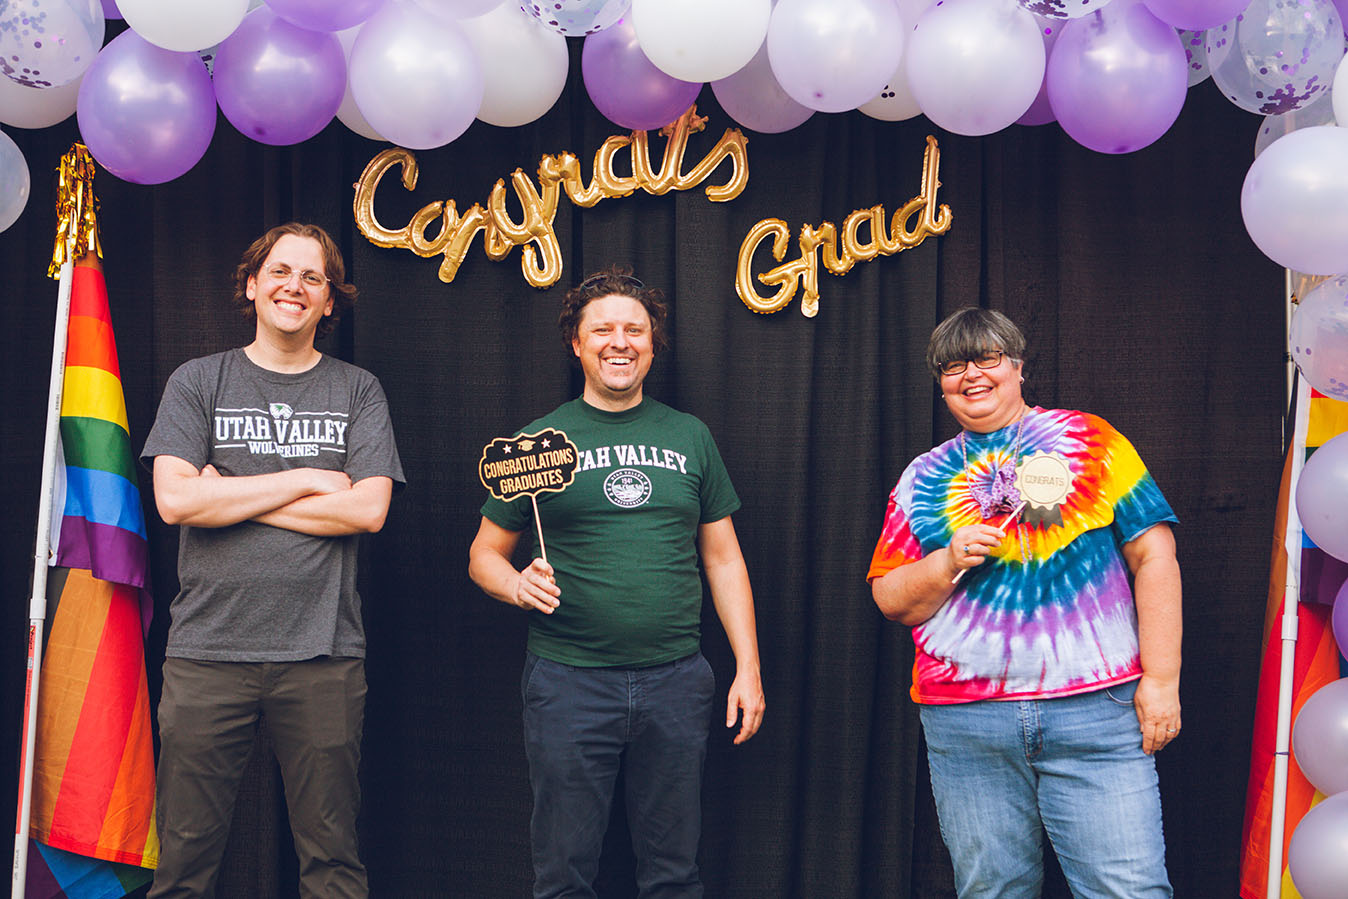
[1239,389,1348,899]
[27,252,158,897]
[49,259,148,596]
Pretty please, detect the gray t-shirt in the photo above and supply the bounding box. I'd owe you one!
[141,349,404,662]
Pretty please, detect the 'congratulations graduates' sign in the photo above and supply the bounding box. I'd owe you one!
[479,428,579,502]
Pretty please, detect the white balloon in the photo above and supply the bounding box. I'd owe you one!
[0,71,82,128]
[858,30,923,122]
[119,0,248,52]
[1333,52,1348,128]
[906,0,1044,136]
[1241,125,1348,274]
[334,26,385,141]
[459,4,568,127]
[0,128,31,233]
[631,0,771,83]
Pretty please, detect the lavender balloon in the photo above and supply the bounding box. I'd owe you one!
[1205,0,1342,115]
[1,0,104,88]
[214,7,345,146]
[1142,0,1248,30]
[1293,678,1348,796]
[1296,431,1348,563]
[1047,0,1187,153]
[349,1,483,150]
[1289,275,1348,401]
[1289,783,1348,898]
[766,0,905,114]
[263,0,387,32]
[711,40,814,133]
[581,17,701,131]
[99,0,120,19]
[76,30,216,183]
[1242,125,1348,274]
[523,0,630,35]
[0,128,30,232]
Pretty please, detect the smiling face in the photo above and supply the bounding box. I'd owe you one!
[940,351,1026,433]
[572,294,654,411]
[245,234,333,345]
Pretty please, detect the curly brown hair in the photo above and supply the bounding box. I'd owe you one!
[232,223,357,339]
[558,265,669,358]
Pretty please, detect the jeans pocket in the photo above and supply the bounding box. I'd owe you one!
[1103,680,1139,707]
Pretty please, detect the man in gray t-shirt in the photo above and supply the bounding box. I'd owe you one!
[140,223,403,899]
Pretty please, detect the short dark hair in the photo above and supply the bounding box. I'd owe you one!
[926,307,1026,379]
[558,265,669,356]
[232,222,357,339]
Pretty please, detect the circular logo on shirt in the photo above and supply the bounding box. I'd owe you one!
[604,468,652,508]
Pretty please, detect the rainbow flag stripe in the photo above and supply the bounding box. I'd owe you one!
[1239,389,1348,899]
[26,841,152,899]
[52,263,148,591]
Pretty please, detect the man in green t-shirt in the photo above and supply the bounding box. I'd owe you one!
[468,268,765,898]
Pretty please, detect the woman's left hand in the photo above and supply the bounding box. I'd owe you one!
[1133,673,1181,754]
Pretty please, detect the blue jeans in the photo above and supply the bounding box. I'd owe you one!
[521,651,715,899]
[919,681,1172,899]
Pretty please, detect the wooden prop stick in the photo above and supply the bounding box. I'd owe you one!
[951,499,1029,586]
[531,494,548,564]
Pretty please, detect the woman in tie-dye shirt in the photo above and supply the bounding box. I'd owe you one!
[868,308,1181,898]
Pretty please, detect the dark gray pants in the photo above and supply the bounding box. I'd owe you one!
[149,657,367,899]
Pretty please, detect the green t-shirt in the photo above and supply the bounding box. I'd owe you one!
[481,396,740,667]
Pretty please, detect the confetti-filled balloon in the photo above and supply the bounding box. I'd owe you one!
[1289,274,1348,402]
[1179,28,1211,87]
[0,0,104,88]
[1017,0,1112,20]
[1205,0,1342,115]
[76,29,217,183]
[711,39,814,132]
[0,127,31,232]
[521,0,629,35]
[0,69,82,127]
[1255,88,1335,158]
[1242,125,1348,274]
[1016,16,1061,126]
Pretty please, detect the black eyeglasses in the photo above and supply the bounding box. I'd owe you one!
[939,350,1006,376]
[577,273,644,292]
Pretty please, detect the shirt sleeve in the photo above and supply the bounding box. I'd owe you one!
[344,373,405,486]
[866,469,926,582]
[1092,416,1179,544]
[696,424,741,524]
[140,361,211,471]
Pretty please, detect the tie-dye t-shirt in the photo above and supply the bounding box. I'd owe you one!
[866,408,1177,705]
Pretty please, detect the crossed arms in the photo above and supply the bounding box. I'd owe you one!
[152,454,393,537]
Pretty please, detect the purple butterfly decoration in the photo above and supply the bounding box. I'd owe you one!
[970,461,1021,519]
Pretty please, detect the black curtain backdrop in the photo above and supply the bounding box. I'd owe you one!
[3,45,1282,898]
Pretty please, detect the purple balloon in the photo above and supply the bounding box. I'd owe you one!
[1141,0,1248,31]
[1289,789,1348,898]
[711,40,814,134]
[581,17,701,131]
[100,0,122,20]
[1297,431,1348,563]
[214,7,346,146]
[1336,580,1348,664]
[1047,0,1187,153]
[263,0,387,32]
[76,30,216,184]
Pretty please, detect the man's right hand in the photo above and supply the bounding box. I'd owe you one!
[514,557,561,614]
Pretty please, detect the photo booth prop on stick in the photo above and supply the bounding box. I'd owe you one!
[478,428,579,562]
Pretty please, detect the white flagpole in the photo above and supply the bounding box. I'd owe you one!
[12,144,95,899]
[1267,270,1311,899]
[12,249,75,898]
